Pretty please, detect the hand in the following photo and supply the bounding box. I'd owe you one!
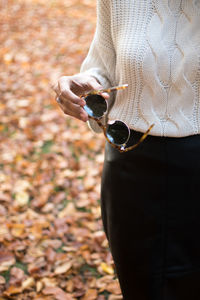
[52,74,109,122]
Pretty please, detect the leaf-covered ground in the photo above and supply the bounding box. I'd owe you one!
[0,1,122,299]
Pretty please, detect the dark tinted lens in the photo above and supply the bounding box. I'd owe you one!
[106,121,129,145]
[84,94,107,119]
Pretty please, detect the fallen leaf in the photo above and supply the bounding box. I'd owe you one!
[58,203,76,218]
[42,286,74,300]
[9,267,25,285]
[100,263,114,275]
[14,191,30,207]
[10,224,25,238]
[54,261,73,275]
[0,276,6,284]
[3,286,22,296]
[106,281,122,295]
[108,296,123,300]
[22,277,35,290]
[0,251,16,272]
[81,288,98,300]
[36,280,43,292]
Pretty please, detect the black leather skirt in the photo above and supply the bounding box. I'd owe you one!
[101,130,200,300]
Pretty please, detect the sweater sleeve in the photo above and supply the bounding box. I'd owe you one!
[80,0,116,133]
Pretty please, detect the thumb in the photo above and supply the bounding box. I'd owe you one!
[86,80,110,99]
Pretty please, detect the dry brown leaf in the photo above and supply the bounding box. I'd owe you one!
[54,261,73,275]
[66,279,74,293]
[0,251,15,263]
[22,277,35,290]
[81,288,98,300]
[9,267,25,285]
[3,286,22,296]
[58,203,76,218]
[0,276,6,284]
[0,252,16,272]
[100,262,114,275]
[42,286,74,300]
[10,223,25,238]
[14,191,30,207]
[106,281,122,295]
[36,281,43,292]
[41,277,58,288]
[0,192,11,202]
[108,295,123,300]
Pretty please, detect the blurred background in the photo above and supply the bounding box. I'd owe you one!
[0,0,122,299]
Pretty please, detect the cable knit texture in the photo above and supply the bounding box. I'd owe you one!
[80,0,200,137]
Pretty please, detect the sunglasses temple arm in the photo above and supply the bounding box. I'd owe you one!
[95,119,113,144]
[88,116,154,153]
[95,118,154,153]
[93,84,128,95]
[118,124,154,153]
[81,84,128,98]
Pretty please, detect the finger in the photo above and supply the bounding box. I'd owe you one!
[51,82,58,92]
[59,82,86,107]
[70,76,103,96]
[81,78,110,99]
[60,95,85,114]
[55,96,62,105]
[53,83,60,97]
[65,107,88,122]
[100,92,110,99]
[56,93,88,122]
[60,102,89,122]
[86,77,104,91]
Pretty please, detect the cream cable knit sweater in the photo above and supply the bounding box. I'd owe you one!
[80,0,200,137]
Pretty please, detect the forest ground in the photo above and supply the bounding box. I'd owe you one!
[0,1,122,299]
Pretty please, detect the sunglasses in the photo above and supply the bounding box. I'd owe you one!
[82,84,154,153]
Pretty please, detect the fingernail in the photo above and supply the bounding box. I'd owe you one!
[102,92,110,99]
[81,99,86,106]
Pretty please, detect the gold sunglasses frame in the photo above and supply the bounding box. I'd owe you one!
[82,84,154,153]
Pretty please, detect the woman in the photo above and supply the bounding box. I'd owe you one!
[53,1,200,299]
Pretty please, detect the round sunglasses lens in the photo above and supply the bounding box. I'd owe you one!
[84,95,107,119]
[106,121,129,145]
